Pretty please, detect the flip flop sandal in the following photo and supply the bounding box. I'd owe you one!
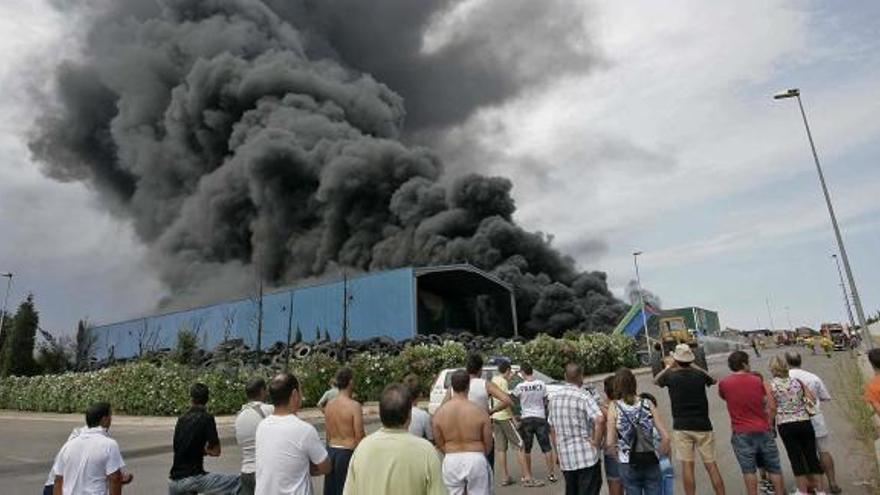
[500,477,515,486]
[547,473,559,483]
[522,479,545,488]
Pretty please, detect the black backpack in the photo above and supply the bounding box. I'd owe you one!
[620,399,658,468]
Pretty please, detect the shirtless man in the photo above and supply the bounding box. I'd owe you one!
[433,370,493,495]
[323,368,365,495]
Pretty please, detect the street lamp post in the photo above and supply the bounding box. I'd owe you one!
[832,254,857,332]
[784,306,794,332]
[774,88,873,349]
[765,297,776,332]
[0,273,13,342]
[632,251,652,360]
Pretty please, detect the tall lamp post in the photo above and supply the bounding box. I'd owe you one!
[632,251,651,360]
[0,273,13,342]
[832,254,857,331]
[774,88,873,349]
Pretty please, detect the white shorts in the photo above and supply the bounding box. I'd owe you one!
[816,435,830,453]
[442,452,493,495]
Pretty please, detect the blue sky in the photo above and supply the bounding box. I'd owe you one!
[0,0,878,334]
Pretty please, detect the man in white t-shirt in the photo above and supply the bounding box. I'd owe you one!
[511,363,558,484]
[786,351,841,493]
[256,373,331,495]
[235,378,274,495]
[53,402,130,495]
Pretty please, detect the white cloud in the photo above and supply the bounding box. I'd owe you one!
[439,0,880,245]
[0,0,163,333]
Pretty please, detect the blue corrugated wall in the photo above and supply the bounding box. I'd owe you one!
[89,268,416,360]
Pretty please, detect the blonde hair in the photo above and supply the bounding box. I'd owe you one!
[769,356,789,379]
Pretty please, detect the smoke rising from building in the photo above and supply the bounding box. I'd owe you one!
[29,0,625,335]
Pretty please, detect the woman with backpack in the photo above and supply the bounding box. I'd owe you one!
[768,355,828,495]
[606,368,671,495]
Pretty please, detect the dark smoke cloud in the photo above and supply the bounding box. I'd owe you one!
[267,0,598,132]
[29,0,625,335]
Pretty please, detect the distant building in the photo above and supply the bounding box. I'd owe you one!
[660,307,721,335]
[89,264,517,361]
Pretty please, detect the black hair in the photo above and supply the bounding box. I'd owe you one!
[335,367,354,389]
[639,392,658,406]
[784,351,802,368]
[466,353,483,375]
[497,360,511,374]
[451,369,470,393]
[269,373,300,407]
[379,383,412,428]
[402,373,422,402]
[245,378,266,400]
[728,350,750,372]
[85,402,111,428]
[603,375,617,400]
[869,349,880,370]
[520,363,534,376]
[564,362,583,383]
[190,383,210,405]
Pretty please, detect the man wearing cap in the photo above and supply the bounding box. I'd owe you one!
[654,344,726,495]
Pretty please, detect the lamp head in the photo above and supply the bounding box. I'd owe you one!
[633,251,643,257]
[773,88,800,100]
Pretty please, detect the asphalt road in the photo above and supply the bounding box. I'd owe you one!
[2,348,877,494]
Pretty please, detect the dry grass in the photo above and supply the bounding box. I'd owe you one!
[832,355,880,493]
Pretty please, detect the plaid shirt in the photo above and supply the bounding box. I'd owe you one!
[548,383,604,471]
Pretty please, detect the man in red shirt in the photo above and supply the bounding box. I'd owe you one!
[718,351,785,495]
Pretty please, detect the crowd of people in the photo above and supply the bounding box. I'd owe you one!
[44,342,877,495]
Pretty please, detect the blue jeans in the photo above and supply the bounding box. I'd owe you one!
[658,456,674,495]
[619,463,662,495]
[168,473,240,495]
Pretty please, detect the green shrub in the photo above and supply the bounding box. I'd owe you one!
[0,334,636,415]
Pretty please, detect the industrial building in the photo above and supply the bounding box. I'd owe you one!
[89,264,517,360]
[660,307,721,335]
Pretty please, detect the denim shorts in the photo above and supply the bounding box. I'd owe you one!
[603,453,620,480]
[730,431,782,474]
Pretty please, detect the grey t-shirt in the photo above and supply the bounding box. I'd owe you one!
[408,407,433,441]
[317,387,339,409]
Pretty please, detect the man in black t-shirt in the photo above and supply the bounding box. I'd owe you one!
[655,344,726,495]
[168,383,240,495]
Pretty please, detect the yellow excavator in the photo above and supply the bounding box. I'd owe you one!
[651,315,708,375]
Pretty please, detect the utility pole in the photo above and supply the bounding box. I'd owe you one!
[0,273,13,344]
[340,272,350,363]
[285,291,294,371]
[774,88,872,348]
[255,277,263,368]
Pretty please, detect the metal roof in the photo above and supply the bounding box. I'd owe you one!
[414,264,513,295]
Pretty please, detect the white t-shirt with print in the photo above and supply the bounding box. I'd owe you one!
[789,368,832,437]
[512,379,548,419]
[255,414,328,495]
[54,427,125,495]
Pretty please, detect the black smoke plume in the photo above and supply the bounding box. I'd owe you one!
[29,0,625,335]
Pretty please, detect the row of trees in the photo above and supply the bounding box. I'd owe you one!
[0,295,94,378]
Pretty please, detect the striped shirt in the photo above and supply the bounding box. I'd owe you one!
[548,383,604,471]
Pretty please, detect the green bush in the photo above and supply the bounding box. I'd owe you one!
[0,334,636,415]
